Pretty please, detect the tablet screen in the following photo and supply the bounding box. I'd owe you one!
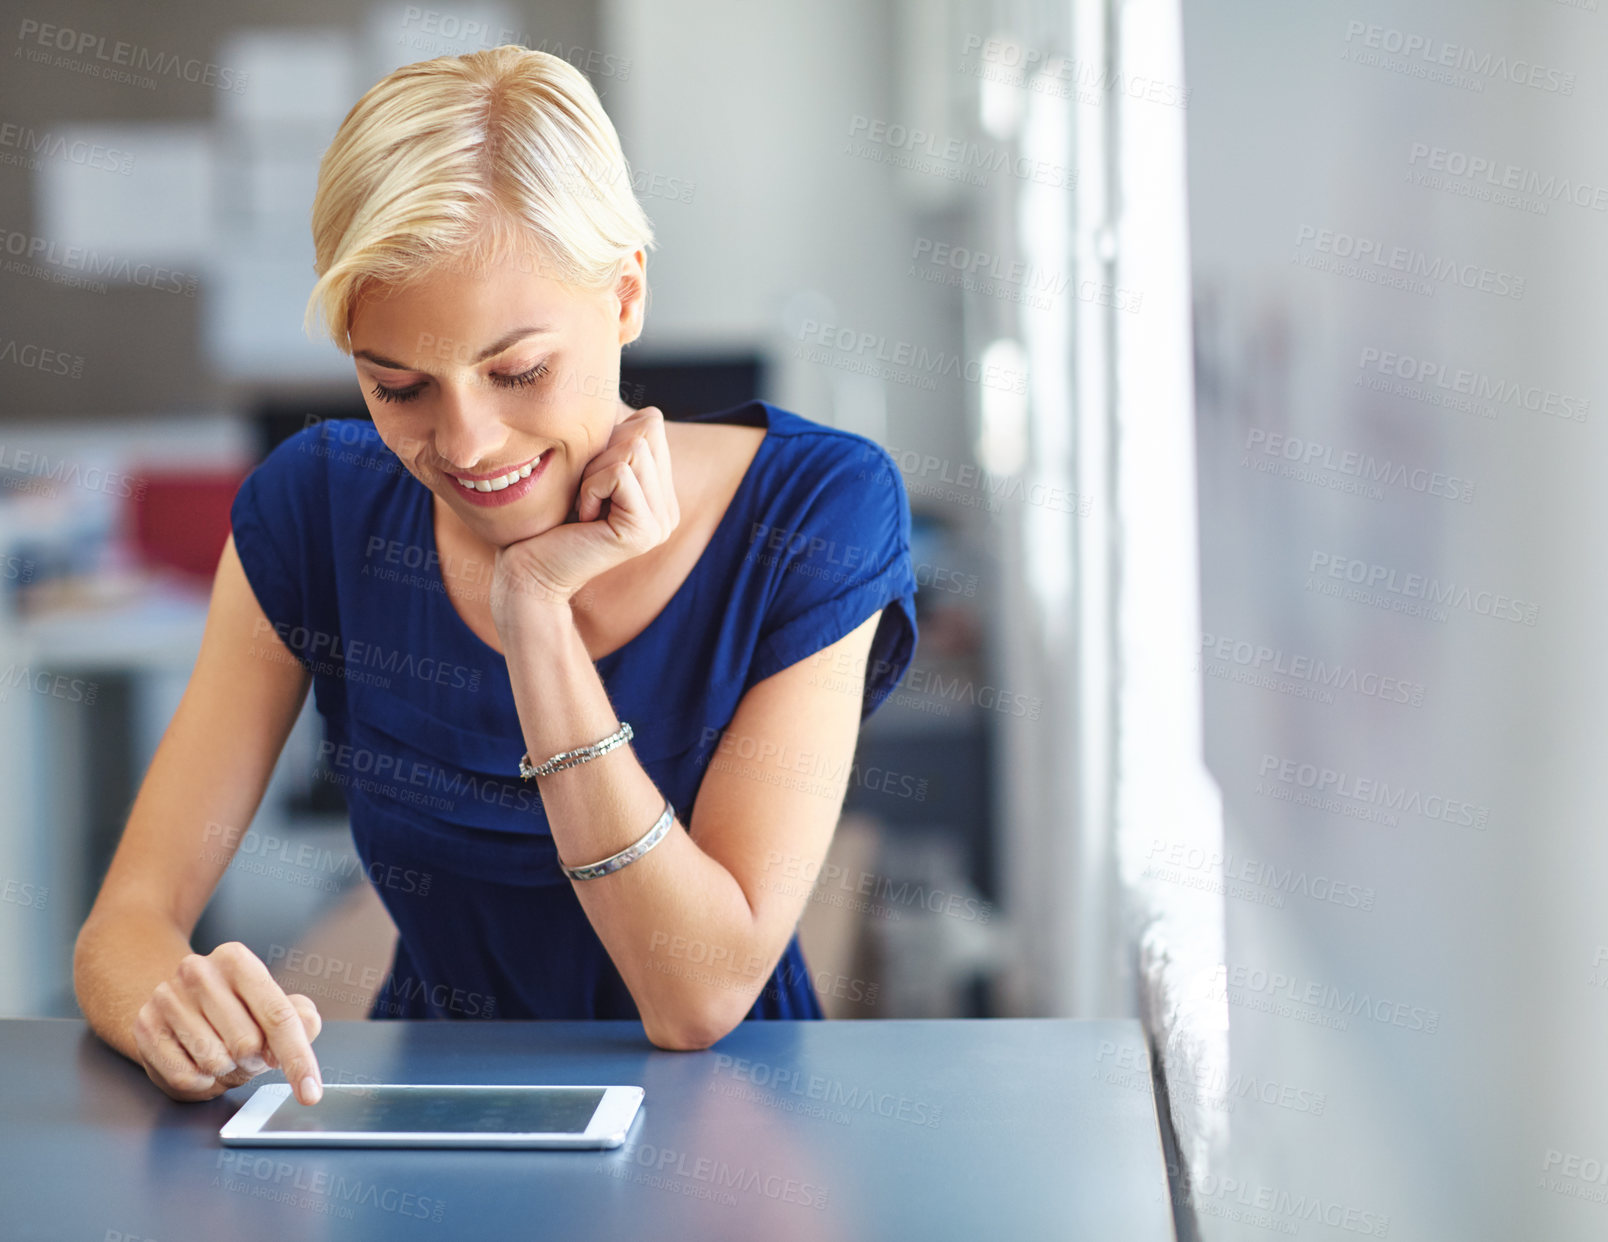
[260,1086,607,1134]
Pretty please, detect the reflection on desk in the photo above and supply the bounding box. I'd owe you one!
[1,1016,1177,1240]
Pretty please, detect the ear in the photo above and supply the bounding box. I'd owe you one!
[614,249,647,346]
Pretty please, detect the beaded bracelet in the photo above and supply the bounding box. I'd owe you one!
[518,721,634,781]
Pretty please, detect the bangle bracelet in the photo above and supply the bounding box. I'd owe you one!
[519,721,633,780]
[560,798,675,882]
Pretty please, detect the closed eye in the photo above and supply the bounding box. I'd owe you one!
[493,362,550,390]
[369,362,551,405]
[370,380,424,405]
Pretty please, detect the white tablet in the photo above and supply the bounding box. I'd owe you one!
[219,1083,644,1148]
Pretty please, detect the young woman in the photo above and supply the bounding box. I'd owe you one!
[73,45,917,1106]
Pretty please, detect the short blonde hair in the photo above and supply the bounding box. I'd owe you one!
[305,44,655,351]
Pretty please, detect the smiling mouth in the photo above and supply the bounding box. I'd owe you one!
[447,451,548,493]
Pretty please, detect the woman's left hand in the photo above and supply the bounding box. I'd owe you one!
[489,405,680,630]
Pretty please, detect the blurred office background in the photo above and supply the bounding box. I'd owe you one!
[1,1,1604,1239]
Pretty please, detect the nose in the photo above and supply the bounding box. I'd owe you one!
[430,382,510,472]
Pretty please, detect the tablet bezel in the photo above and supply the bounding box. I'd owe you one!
[218,1083,645,1148]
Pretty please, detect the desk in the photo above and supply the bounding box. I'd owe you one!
[0,1017,1177,1241]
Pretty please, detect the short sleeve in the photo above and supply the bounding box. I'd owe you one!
[747,435,919,720]
[228,424,330,673]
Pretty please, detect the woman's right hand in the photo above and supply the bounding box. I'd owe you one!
[132,940,324,1105]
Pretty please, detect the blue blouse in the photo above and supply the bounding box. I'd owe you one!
[228,400,919,1025]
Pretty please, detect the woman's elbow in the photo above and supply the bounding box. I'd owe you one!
[644,1000,746,1051]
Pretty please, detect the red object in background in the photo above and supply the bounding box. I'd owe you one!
[125,467,250,586]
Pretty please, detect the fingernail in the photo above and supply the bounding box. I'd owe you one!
[240,1055,268,1074]
[301,1076,322,1104]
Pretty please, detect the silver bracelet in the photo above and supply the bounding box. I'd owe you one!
[519,721,633,780]
[560,798,675,882]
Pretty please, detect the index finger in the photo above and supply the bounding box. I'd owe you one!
[226,949,323,1104]
[610,404,662,443]
[588,408,669,485]
[634,407,671,464]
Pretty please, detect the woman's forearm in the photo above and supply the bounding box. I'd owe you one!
[500,602,763,1049]
[74,903,195,1063]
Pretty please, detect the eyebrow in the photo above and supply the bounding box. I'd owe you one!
[353,325,557,371]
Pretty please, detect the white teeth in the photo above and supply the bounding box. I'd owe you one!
[455,457,540,493]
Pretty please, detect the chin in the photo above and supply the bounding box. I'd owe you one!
[454,496,564,550]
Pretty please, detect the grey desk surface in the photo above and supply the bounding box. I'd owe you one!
[1,1016,1177,1241]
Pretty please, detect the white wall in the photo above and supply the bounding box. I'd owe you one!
[601,0,971,472]
[1184,3,1607,1237]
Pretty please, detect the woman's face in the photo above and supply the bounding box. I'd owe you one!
[348,243,646,548]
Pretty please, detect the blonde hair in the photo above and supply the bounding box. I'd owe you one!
[305,44,655,351]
